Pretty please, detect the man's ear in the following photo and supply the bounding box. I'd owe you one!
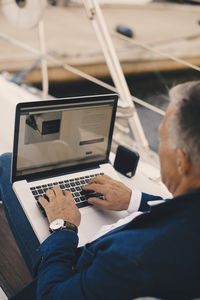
[176,148,190,176]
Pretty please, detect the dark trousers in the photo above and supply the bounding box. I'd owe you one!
[0,153,40,299]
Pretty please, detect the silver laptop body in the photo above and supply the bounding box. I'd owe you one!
[11,94,127,246]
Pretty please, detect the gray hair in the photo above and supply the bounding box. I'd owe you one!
[168,81,200,175]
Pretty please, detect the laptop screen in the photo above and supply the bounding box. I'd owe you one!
[12,94,117,182]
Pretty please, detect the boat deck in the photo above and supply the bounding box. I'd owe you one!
[0,204,32,298]
[0,2,200,83]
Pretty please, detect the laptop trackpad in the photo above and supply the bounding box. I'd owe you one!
[78,207,128,247]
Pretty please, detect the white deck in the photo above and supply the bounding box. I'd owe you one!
[0,75,53,154]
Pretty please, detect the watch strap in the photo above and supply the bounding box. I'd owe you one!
[62,221,78,234]
[49,220,78,234]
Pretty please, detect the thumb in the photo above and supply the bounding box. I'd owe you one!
[88,197,107,209]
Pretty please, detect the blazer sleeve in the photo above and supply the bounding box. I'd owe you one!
[37,230,142,300]
[139,192,163,212]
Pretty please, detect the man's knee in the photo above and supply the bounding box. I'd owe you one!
[0,152,12,181]
[0,152,12,163]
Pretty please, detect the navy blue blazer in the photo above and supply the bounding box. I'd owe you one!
[36,190,200,299]
[30,191,200,299]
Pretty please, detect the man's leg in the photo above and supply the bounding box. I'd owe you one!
[0,153,40,275]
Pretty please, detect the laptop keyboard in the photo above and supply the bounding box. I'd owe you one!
[30,173,104,216]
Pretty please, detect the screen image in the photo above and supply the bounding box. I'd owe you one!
[16,100,114,176]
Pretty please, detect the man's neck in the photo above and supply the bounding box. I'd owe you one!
[173,176,200,197]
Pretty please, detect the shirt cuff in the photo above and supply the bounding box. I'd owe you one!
[127,189,142,213]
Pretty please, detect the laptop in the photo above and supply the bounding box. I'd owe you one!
[11,94,128,246]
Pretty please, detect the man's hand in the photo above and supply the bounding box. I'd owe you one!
[83,175,131,211]
[38,186,81,227]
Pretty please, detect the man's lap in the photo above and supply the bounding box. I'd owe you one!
[0,153,40,274]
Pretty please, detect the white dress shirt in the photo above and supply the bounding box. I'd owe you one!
[89,189,143,242]
[89,190,166,243]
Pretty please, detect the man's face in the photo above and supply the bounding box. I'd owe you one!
[158,103,180,194]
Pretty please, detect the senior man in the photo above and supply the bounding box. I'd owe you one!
[1,81,200,299]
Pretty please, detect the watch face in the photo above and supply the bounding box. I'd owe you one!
[50,218,64,230]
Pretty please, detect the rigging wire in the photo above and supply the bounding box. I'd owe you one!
[0,32,166,116]
[1,3,199,115]
[113,32,200,73]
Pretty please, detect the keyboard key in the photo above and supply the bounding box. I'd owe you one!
[85,192,103,199]
[77,201,91,208]
[59,181,64,184]
[80,196,87,201]
[80,177,84,179]
[43,194,49,201]
[48,183,53,187]
[36,185,42,189]
[64,180,69,183]
[95,192,104,197]
[76,186,81,191]
[70,188,76,192]
[59,184,65,189]
[81,189,94,195]
[30,187,36,190]
[74,192,80,197]
[80,190,87,196]
[85,176,89,178]
[100,173,104,175]
[85,193,94,199]
[53,182,58,186]
[70,183,75,187]
[42,184,47,188]
[70,179,74,182]
[37,201,47,217]
[32,190,38,196]
[74,198,80,203]
[75,181,80,186]
[38,189,44,194]
[65,184,70,188]
[80,180,85,184]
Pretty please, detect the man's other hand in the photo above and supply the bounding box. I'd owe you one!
[83,175,131,211]
[38,186,81,227]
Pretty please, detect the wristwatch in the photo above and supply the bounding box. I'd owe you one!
[49,218,78,234]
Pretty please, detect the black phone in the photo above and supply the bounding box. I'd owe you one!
[114,145,139,178]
